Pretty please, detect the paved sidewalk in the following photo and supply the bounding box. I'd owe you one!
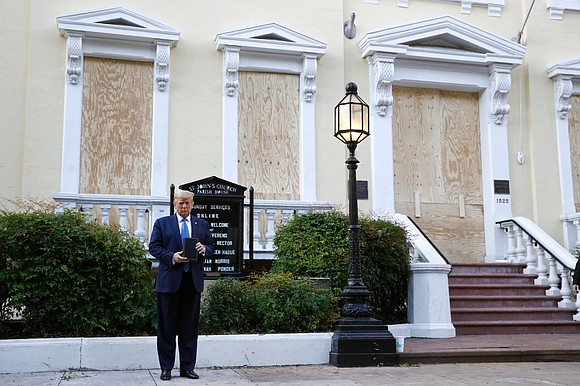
[1,362,579,385]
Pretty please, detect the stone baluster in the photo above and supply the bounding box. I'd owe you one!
[257,209,268,249]
[80,203,93,222]
[100,204,111,225]
[514,228,526,264]
[253,208,262,249]
[574,219,580,250]
[574,289,580,321]
[134,205,147,244]
[118,205,129,231]
[534,245,549,285]
[545,254,561,296]
[281,209,294,226]
[523,233,537,275]
[264,208,276,249]
[558,268,575,309]
[506,224,516,262]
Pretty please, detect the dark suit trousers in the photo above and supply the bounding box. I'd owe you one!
[157,269,201,371]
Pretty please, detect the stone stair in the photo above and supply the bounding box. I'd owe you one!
[449,263,580,335]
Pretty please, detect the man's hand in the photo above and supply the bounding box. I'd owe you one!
[195,242,206,256]
[173,251,189,264]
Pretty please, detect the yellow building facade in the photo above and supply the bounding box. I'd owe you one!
[1,0,579,264]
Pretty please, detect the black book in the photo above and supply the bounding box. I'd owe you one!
[183,237,199,261]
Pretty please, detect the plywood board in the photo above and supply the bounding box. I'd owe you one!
[569,95,580,211]
[80,57,152,196]
[238,71,300,200]
[393,86,484,263]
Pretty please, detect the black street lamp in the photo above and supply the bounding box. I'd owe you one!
[329,82,398,367]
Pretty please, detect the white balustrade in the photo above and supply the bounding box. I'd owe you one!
[52,192,334,261]
[498,218,580,324]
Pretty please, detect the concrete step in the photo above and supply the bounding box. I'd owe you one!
[400,333,580,365]
[450,295,560,309]
[448,274,536,285]
[451,307,577,322]
[449,284,549,296]
[453,320,580,335]
[450,263,527,275]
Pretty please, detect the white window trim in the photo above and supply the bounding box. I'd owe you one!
[56,7,180,197]
[547,58,580,249]
[215,23,326,201]
[359,15,526,261]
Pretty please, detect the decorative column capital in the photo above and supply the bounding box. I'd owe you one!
[554,75,573,120]
[368,53,395,117]
[489,65,511,125]
[66,33,83,85]
[224,48,240,97]
[302,55,317,103]
[155,42,172,92]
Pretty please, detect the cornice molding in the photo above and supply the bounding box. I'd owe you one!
[57,7,179,44]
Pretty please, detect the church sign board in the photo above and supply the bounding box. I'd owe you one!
[179,176,246,278]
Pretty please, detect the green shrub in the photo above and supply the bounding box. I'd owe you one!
[200,273,337,334]
[199,277,256,334]
[359,217,409,323]
[271,211,349,292]
[0,209,156,338]
[272,211,410,324]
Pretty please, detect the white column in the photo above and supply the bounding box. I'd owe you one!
[150,42,172,197]
[60,33,84,193]
[221,48,240,182]
[481,64,514,261]
[299,54,318,201]
[367,53,396,216]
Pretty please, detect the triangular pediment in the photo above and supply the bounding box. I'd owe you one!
[57,7,179,44]
[360,15,525,65]
[215,23,326,56]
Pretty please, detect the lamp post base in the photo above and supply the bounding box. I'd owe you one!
[329,317,399,367]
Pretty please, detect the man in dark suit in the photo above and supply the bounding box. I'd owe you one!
[148,190,214,381]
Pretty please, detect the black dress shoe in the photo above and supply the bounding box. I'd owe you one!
[180,369,199,379]
[160,370,171,381]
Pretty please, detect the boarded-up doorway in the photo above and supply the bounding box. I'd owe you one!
[393,86,485,263]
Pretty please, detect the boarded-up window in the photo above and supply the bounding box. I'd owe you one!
[237,71,300,200]
[570,95,580,212]
[393,87,484,263]
[80,57,152,196]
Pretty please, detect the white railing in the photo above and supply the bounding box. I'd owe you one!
[561,212,580,253]
[497,217,580,321]
[52,192,335,260]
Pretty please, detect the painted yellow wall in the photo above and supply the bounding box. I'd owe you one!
[2,0,580,244]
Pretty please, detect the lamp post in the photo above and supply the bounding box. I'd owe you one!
[329,82,398,367]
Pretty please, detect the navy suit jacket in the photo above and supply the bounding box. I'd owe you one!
[149,214,214,293]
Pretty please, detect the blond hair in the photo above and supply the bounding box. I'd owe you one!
[173,190,194,201]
